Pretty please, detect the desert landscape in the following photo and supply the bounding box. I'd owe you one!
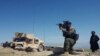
[0,47,100,56]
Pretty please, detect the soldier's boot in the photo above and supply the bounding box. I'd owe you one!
[61,52,69,56]
[64,52,69,55]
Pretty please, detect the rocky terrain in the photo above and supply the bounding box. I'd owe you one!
[0,47,100,56]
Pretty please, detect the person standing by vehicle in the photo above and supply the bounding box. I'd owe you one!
[90,31,99,52]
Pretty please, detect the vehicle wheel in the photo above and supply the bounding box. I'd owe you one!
[25,47,33,52]
[37,44,45,52]
[11,44,15,49]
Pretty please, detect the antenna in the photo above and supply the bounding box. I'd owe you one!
[33,18,35,35]
[43,22,46,44]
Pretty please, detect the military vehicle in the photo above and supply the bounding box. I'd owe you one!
[11,32,45,52]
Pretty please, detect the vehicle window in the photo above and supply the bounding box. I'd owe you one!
[34,39,39,44]
[26,39,33,44]
[14,37,26,42]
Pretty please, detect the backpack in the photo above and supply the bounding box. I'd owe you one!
[72,33,79,41]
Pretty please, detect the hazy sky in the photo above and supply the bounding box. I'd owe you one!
[0,0,100,48]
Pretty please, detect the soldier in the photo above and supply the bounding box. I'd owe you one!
[90,31,99,52]
[58,21,79,54]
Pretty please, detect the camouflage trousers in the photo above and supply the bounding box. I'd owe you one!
[64,38,76,53]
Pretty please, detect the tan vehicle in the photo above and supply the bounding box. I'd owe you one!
[11,32,45,52]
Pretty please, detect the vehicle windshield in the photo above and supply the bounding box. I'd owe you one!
[14,37,26,42]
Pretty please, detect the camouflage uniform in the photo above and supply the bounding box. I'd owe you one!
[62,27,76,53]
[59,21,78,54]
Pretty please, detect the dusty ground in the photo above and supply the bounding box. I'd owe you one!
[0,47,99,56]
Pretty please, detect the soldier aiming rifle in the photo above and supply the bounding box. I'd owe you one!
[57,21,79,55]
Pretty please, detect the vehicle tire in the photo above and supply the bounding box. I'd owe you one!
[37,44,45,52]
[25,47,33,52]
[11,44,15,49]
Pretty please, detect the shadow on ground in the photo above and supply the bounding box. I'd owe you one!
[48,47,81,56]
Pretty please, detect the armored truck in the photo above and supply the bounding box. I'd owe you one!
[11,32,45,52]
